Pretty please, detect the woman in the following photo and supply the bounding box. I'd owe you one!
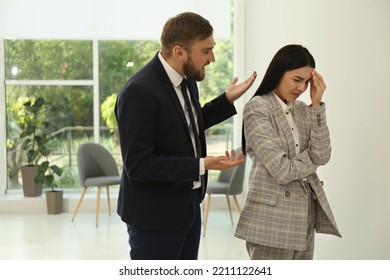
[235,44,341,260]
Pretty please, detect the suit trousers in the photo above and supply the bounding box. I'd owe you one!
[246,182,317,260]
[126,190,201,260]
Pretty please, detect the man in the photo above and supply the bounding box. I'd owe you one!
[115,11,257,260]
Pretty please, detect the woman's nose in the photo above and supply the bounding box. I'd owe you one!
[297,83,307,92]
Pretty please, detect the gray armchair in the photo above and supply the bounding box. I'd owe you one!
[71,142,120,226]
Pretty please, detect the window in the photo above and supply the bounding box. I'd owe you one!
[3,38,233,192]
[5,40,94,190]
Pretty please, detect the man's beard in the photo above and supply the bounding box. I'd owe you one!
[183,58,205,81]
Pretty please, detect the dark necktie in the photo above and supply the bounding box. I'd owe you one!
[180,78,201,157]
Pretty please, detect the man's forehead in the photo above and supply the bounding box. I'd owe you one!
[192,36,215,49]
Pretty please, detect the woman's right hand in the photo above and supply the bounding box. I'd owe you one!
[310,69,326,107]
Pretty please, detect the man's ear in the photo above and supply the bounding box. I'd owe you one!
[172,44,186,62]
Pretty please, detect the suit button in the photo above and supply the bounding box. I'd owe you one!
[285,191,291,197]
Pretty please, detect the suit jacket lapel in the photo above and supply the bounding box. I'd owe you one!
[187,79,205,132]
[187,79,207,159]
[163,81,188,124]
[151,54,194,142]
[150,53,207,198]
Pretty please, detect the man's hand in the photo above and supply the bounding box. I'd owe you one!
[204,149,244,171]
[225,71,257,104]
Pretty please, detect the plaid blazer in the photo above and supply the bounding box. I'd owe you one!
[235,92,341,251]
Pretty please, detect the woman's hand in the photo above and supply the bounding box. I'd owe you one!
[310,69,326,107]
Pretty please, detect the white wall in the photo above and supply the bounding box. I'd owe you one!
[0,0,230,39]
[244,0,390,259]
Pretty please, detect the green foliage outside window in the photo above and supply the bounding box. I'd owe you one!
[5,40,93,80]
[5,38,233,189]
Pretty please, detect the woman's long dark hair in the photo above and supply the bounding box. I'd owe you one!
[242,44,316,155]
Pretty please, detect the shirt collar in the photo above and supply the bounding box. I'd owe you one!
[272,91,293,113]
[158,51,183,88]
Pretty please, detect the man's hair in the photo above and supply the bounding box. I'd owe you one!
[160,12,213,55]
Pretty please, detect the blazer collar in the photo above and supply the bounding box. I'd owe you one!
[149,53,186,115]
[157,51,183,87]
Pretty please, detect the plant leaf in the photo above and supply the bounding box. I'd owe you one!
[34,97,44,108]
[44,175,55,187]
[34,172,44,183]
[38,161,49,172]
[50,165,63,177]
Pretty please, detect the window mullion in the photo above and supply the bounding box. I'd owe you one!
[5,80,93,86]
[93,40,100,143]
[0,39,6,194]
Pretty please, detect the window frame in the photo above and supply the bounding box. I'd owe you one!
[2,39,101,193]
[1,35,237,193]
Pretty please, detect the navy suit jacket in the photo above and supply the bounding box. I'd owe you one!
[115,53,236,231]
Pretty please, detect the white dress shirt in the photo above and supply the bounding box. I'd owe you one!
[158,52,204,188]
[273,92,300,155]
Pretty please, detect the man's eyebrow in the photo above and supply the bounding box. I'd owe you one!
[203,45,215,51]
[202,42,216,51]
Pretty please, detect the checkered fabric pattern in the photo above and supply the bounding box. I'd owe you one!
[235,92,341,251]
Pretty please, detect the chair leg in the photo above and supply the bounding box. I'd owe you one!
[96,186,101,227]
[106,185,111,216]
[226,195,233,225]
[71,186,88,222]
[203,193,211,237]
[233,195,242,214]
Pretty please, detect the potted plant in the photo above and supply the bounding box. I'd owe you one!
[19,97,51,197]
[35,148,63,214]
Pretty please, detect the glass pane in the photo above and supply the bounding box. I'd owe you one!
[202,39,234,181]
[202,39,234,153]
[98,40,161,170]
[5,40,93,80]
[98,40,160,103]
[6,85,93,190]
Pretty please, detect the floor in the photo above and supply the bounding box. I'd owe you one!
[0,191,248,260]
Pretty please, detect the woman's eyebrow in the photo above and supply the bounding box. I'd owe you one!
[294,75,312,82]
